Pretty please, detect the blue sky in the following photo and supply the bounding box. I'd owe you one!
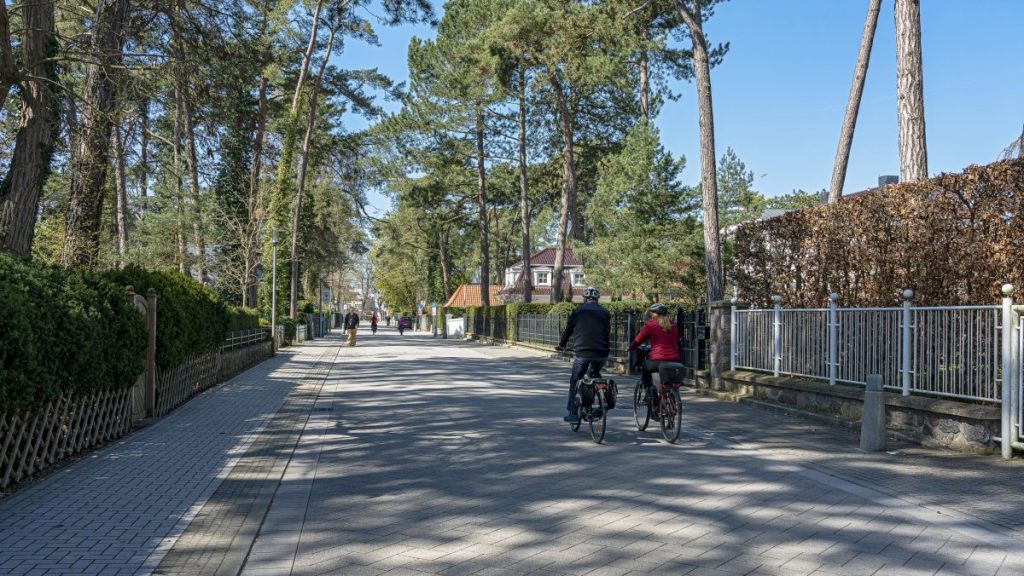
[346,0,1024,208]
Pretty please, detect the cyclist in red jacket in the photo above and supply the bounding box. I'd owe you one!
[627,303,680,403]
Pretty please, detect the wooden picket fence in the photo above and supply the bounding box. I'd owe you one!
[0,387,133,490]
[1,337,274,491]
[154,351,221,417]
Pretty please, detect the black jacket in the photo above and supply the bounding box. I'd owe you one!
[558,301,611,358]
[344,313,360,329]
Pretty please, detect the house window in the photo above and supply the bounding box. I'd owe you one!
[572,272,585,286]
[535,271,551,286]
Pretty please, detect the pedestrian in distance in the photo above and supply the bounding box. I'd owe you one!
[371,314,378,335]
[554,287,610,423]
[343,310,360,346]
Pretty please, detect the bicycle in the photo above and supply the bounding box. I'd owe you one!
[631,346,685,443]
[371,323,378,335]
[569,370,615,444]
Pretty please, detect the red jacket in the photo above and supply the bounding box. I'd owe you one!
[628,319,680,361]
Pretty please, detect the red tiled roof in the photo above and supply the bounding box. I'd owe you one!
[511,247,581,268]
[443,284,503,308]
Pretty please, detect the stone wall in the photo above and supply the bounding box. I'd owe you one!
[712,370,1001,454]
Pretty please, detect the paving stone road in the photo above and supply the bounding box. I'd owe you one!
[1,326,1022,576]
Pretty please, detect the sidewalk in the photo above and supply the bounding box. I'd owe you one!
[1,328,1021,576]
[0,335,341,576]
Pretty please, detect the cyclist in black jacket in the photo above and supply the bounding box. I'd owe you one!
[555,287,611,423]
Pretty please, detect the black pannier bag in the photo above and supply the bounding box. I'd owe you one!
[658,363,687,385]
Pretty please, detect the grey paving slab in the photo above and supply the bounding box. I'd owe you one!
[0,336,337,576]
[236,333,1024,576]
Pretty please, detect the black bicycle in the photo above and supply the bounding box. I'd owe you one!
[570,373,615,444]
[631,347,686,443]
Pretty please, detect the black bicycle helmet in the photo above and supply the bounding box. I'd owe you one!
[582,286,600,301]
[648,303,668,316]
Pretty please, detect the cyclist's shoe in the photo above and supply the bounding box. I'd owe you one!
[563,413,580,423]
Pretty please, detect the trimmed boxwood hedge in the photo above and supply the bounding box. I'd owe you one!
[227,305,260,332]
[102,266,252,369]
[0,255,147,414]
[464,300,701,342]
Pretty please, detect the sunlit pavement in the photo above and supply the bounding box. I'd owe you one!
[2,326,1022,575]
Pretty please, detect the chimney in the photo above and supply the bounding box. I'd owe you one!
[878,175,899,188]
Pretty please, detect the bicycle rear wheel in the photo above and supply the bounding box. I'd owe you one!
[589,390,607,443]
[632,381,649,431]
[659,388,682,443]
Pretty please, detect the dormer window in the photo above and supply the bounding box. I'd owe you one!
[535,271,551,286]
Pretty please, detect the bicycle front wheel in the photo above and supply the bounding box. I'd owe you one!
[632,381,649,431]
[589,390,607,444]
[659,388,682,444]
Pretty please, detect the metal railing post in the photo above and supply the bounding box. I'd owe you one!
[1001,284,1014,459]
[901,289,913,396]
[730,297,737,372]
[828,293,839,386]
[772,295,782,377]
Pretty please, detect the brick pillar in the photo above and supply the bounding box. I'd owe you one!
[708,298,747,391]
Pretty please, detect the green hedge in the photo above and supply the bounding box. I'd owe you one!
[0,255,146,413]
[103,266,230,368]
[464,300,702,342]
[277,316,297,342]
[227,305,260,332]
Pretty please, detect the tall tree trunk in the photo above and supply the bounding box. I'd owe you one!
[181,92,207,284]
[61,0,130,267]
[170,0,206,283]
[549,73,576,303]
[895,0,928,182]
[0,3,16,111]
[828,0,880,203]
[290,23,337,319]
[272,0,324,317]
[475,107,491,306]
[639,26,650,121]
[271,0,323,235]
[173,86,189,276]
[114,124,128,267]
[0,1,58,256]
[439,229,452,300]
[138,99,149,216]
[246,0,271,309]
[518,65,532,303]
[675,0,723,302]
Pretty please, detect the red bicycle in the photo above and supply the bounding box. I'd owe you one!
[631,347,685,443]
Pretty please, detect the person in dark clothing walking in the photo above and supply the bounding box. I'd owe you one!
[555,287,610,423]
[343,310,360,346]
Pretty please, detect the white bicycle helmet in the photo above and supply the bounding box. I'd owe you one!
[582,286,600,301]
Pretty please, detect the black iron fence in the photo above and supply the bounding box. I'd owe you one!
[466,307,709,380]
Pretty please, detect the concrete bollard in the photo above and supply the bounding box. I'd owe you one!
[860,374,887,452]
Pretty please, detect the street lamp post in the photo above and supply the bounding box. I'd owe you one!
[271,231,278,353]
[319,272,324,337]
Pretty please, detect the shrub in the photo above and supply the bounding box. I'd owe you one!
[733,159,1024,307]
[103,266,229,368]
[277,316,297,342]
[0,255,146,413]
[227,305,260,332]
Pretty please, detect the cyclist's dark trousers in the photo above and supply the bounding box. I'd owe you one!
[642,360,674,397]
[567,357,606,413]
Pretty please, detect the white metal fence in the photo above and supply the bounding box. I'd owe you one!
[734,295,1003,402]
[734,287,1024,458]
